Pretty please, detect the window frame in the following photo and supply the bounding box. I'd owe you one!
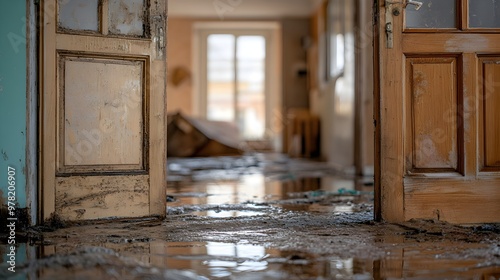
[193,22,281,141]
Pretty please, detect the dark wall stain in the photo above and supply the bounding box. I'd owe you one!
[1,149,8,161]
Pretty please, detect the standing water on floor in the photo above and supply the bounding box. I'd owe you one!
[167,154,374,217]
[1,155,499,279]
[2,228,499,280]
[163,155,499,279]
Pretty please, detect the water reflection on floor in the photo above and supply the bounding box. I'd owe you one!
[167,173,374,217]
[2,237,499,279]
[165,241,374,279]
[1,155,499,279]
[163,155,499,279]
[165,241,500,279]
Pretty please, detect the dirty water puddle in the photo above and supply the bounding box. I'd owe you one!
[1,156,499,279]
[2,234,499,279]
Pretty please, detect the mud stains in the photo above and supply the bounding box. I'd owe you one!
[413,69,429,100]
[445,36,489,53]
[56,175,149,220]
[0,206,30,232]
[1,210,498,279]
[415,134,457,169]
[1,155,498,278]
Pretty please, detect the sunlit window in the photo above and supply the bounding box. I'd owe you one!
[207,34,235,122]
[206,34,267,140]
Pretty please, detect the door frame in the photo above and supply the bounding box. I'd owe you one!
[373,0,383,222]
[27,0,38,225]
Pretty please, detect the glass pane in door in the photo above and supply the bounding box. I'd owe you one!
[207,34,235,122]
[109,0,146,36]
[405,0,456,28]
[58,0,99,32]
[236,36,266,139]
[469,0,500,28]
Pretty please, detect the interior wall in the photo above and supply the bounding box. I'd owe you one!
[309,0,374,173]
[309,1,331,161]
[0,0,28,216]
[359,1,375,173]
[167,18,196,115]
[309,0,355,169]
[281,19,310,110]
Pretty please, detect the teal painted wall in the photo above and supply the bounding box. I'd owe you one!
[0,1,27,208]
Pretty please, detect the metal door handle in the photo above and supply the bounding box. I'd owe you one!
[406,0,423,10]
[384,0,423,49]
[386,0,423,10]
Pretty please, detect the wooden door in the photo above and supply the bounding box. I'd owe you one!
[375,0,500,223]
[41,0,166,221]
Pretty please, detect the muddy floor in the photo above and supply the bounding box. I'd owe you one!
[1,154,500,279]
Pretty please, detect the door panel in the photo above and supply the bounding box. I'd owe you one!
[405,57,459,172]
[41,0,166,221]
[479,57,500,171]
[375,0,500,223]
[60,55,145,171]
[56,175,149,220]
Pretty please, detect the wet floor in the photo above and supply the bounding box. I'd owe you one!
[166,154,374,217]
[1,154,500,279]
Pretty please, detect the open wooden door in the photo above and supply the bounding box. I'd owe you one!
[41,0,166,221]
[375,0,500,223]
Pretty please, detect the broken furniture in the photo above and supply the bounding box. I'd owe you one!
[167,112,244,157]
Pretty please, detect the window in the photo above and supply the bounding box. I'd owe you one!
[207,34,266,140]
[196,24,277,141]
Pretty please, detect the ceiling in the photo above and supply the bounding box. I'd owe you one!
[168,0,323,19]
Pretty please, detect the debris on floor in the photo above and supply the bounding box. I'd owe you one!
[167,112,244,157]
